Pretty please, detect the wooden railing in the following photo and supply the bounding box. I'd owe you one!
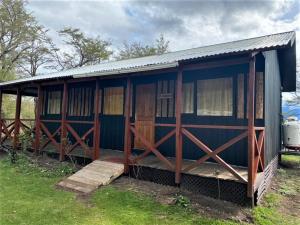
[127,123,264,184]
[0,118,35,145]
[38,119,95,158]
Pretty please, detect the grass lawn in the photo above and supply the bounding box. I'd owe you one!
[0,153,299,225]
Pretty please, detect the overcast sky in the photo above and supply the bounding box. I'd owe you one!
[26,0,299,99]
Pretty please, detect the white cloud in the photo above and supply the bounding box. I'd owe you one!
[26,0,300,86]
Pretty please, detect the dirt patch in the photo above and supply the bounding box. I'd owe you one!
[0,150,7,159]
[23,151,83,171]
[110,176,252,223]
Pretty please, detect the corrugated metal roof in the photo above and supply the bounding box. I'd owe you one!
[0,31,295,87]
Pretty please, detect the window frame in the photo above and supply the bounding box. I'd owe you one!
[45,89,62,115]
[103,86,125,116]
[196,76,234,117]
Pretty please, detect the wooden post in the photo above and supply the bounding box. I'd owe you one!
[175,66,183,184]
[34,85,42,155]
[60,81,68,161]
[93,80,100,160]
[247,56,256,198]
[0,90,2,145]
[124,77,132,173]
[13,88,22,150]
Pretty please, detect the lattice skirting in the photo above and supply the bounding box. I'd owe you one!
[255,156,278,204]
[128,165,251,205]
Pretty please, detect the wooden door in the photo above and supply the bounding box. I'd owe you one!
[134,83,156,149]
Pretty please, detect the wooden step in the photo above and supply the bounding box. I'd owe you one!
[57,160,124,194]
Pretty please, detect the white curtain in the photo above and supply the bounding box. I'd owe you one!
[197,77,233,116]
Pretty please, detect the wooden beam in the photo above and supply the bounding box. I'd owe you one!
[68,126,94,154]
[247,56,256,198]
[124,77,132,173]
[66,124,90,155]
[34,85,42,154]
[93,80,100,160]
[39,126,61,151]
[40,123,61,151]
[132,129,176,163]
[182,124,248,130]
[175,66,183,184]
[130,126,174,170]
[60,81,68,161]
[183,131,248,172]
[182,128,247,183]
[13,89,21,150]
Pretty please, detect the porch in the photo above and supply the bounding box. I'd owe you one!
[0,55,266,205]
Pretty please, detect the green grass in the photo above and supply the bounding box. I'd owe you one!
[281,155,300,164]
[0,155,238,225]
[1,154,299,225]
[253,168,300,225]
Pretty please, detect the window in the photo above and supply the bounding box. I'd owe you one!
[255,72,264,119]
[182,82,194,113]
[197,77,233,116]
[68,87,93,116]
[103,87,124,115]
[47,91,61,114]
[237,74,245,118]
[156,80,175,117]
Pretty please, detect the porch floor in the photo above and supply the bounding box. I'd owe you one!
[99,149,250,182]
[38,144,255,183]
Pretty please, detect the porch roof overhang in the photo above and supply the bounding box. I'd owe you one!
[0,31,296,94]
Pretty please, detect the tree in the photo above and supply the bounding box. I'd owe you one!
[118,34,169,60]
[17,29,57,77]
[54,27,112,70]
[0,0,41,81]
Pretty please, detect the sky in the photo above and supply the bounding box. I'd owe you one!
[26,0,300,101]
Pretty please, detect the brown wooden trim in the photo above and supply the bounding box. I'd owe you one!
[66,120,94,124]
[93,80,100,160]
[182,124,248,130]
[39,126,61,151]
[130,126,175,170]
[175,67,183,184]
[60,81,68,161]
[66,124,90,156]
[131,128,176,163]
[1,121,15,143]
[247,56,256,198]
[40,122,60,151]
[34,85,42,154]
[155,123,176,127]
[182,128,247,183]
[67,126,94,155]
[124,78,132,173]
[183,131,248,172]
[13,88,21,150]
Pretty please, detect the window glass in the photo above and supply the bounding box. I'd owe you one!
[197,77,233,116]
[255,72,264,119]
[47,91,61,114]
[237,74,245,118]
[156,80,175,117]
[182,82,194,113]
[68,87,93,116]
[103,87,124,115]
